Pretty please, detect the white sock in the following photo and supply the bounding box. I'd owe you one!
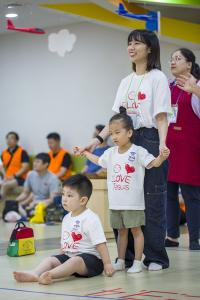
[113,258,125,271]
[117,258,125,264]
[127,260,142,273]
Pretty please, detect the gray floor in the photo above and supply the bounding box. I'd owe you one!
[0,220,200,300]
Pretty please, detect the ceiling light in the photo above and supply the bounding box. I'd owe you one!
[5,13,18,18]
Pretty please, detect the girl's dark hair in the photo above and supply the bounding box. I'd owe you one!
[109,106,134,143]
[176,48,200,80]
[128,29,161,72]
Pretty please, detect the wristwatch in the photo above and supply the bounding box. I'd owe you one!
[96,135,104,144]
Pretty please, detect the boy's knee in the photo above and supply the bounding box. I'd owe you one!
[70,256,84,268]
[44,257,56,265]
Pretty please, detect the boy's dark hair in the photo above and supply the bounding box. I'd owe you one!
[35,153,50,165]
[6,131,19,141]
[46,132,61,141]
[63,174,93,200]
[109,106,134,143]
[128,29,161,72]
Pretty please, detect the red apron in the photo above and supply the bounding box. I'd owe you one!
[166,83,200,186]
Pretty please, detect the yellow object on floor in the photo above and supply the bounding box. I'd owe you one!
[29,202,46,224]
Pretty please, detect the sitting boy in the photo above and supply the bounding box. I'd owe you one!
[13,174,115,284]
[17,153,60,215]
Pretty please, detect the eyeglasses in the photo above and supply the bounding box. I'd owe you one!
[168,56,185,64]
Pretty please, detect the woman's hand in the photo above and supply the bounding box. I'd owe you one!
[74,147,89,157]
[73,138,100,155]
[159,148,170,161]
[176,73,197,93]
[159,143,170,156]
[74,124,110,154]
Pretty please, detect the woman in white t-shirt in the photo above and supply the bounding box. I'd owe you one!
[77,30,171,271]
[79,107,169,273]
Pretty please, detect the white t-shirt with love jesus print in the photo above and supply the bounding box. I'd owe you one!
[98,145,155,210]
[112,69,171,129]
[61,208,106,259]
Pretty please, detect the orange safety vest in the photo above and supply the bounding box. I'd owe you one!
[48,148,72,181]
[2,146,28,179]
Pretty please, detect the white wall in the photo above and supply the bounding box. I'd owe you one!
[0,22,199,154]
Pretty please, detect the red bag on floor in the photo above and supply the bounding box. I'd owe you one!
[7,221,36,257]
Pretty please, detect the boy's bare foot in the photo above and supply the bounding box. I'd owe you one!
[39,271,53,285]
[13,271,39,282]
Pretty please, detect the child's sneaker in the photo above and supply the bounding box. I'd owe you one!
[127,260,142,273]
[113,259,125,271]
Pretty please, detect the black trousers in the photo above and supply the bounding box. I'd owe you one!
[167,181,200,242]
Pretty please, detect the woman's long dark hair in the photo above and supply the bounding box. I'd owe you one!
[128,29,161,72]
[176,48,200,80]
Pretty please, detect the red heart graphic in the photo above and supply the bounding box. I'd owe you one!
[71,232,82,242]
[125,164,135,174]
[138,92,146,100]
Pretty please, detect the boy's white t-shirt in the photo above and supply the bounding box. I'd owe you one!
[61,208,106,259]
[98,145,155,210]
[112,69,171,129]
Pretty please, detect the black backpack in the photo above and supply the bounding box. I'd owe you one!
[2,200,19,221]
[45,203,66,222]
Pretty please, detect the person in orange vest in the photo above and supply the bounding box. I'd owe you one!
[47,133,72,181]
[0,158,5,182]
[1,132,30,200]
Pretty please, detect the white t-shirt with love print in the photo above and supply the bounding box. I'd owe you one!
[61,208,106,259]
[98,145,155,210]
[112,69,171,129]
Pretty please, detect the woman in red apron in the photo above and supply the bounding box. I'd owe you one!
[166,48,200,250]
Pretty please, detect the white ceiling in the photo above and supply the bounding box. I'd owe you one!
[0,0,199,36]
[0,0,87,34]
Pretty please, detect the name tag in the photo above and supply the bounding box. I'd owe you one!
[169,104,178,123]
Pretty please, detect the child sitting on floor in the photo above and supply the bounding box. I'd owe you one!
[13,174,115,284]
